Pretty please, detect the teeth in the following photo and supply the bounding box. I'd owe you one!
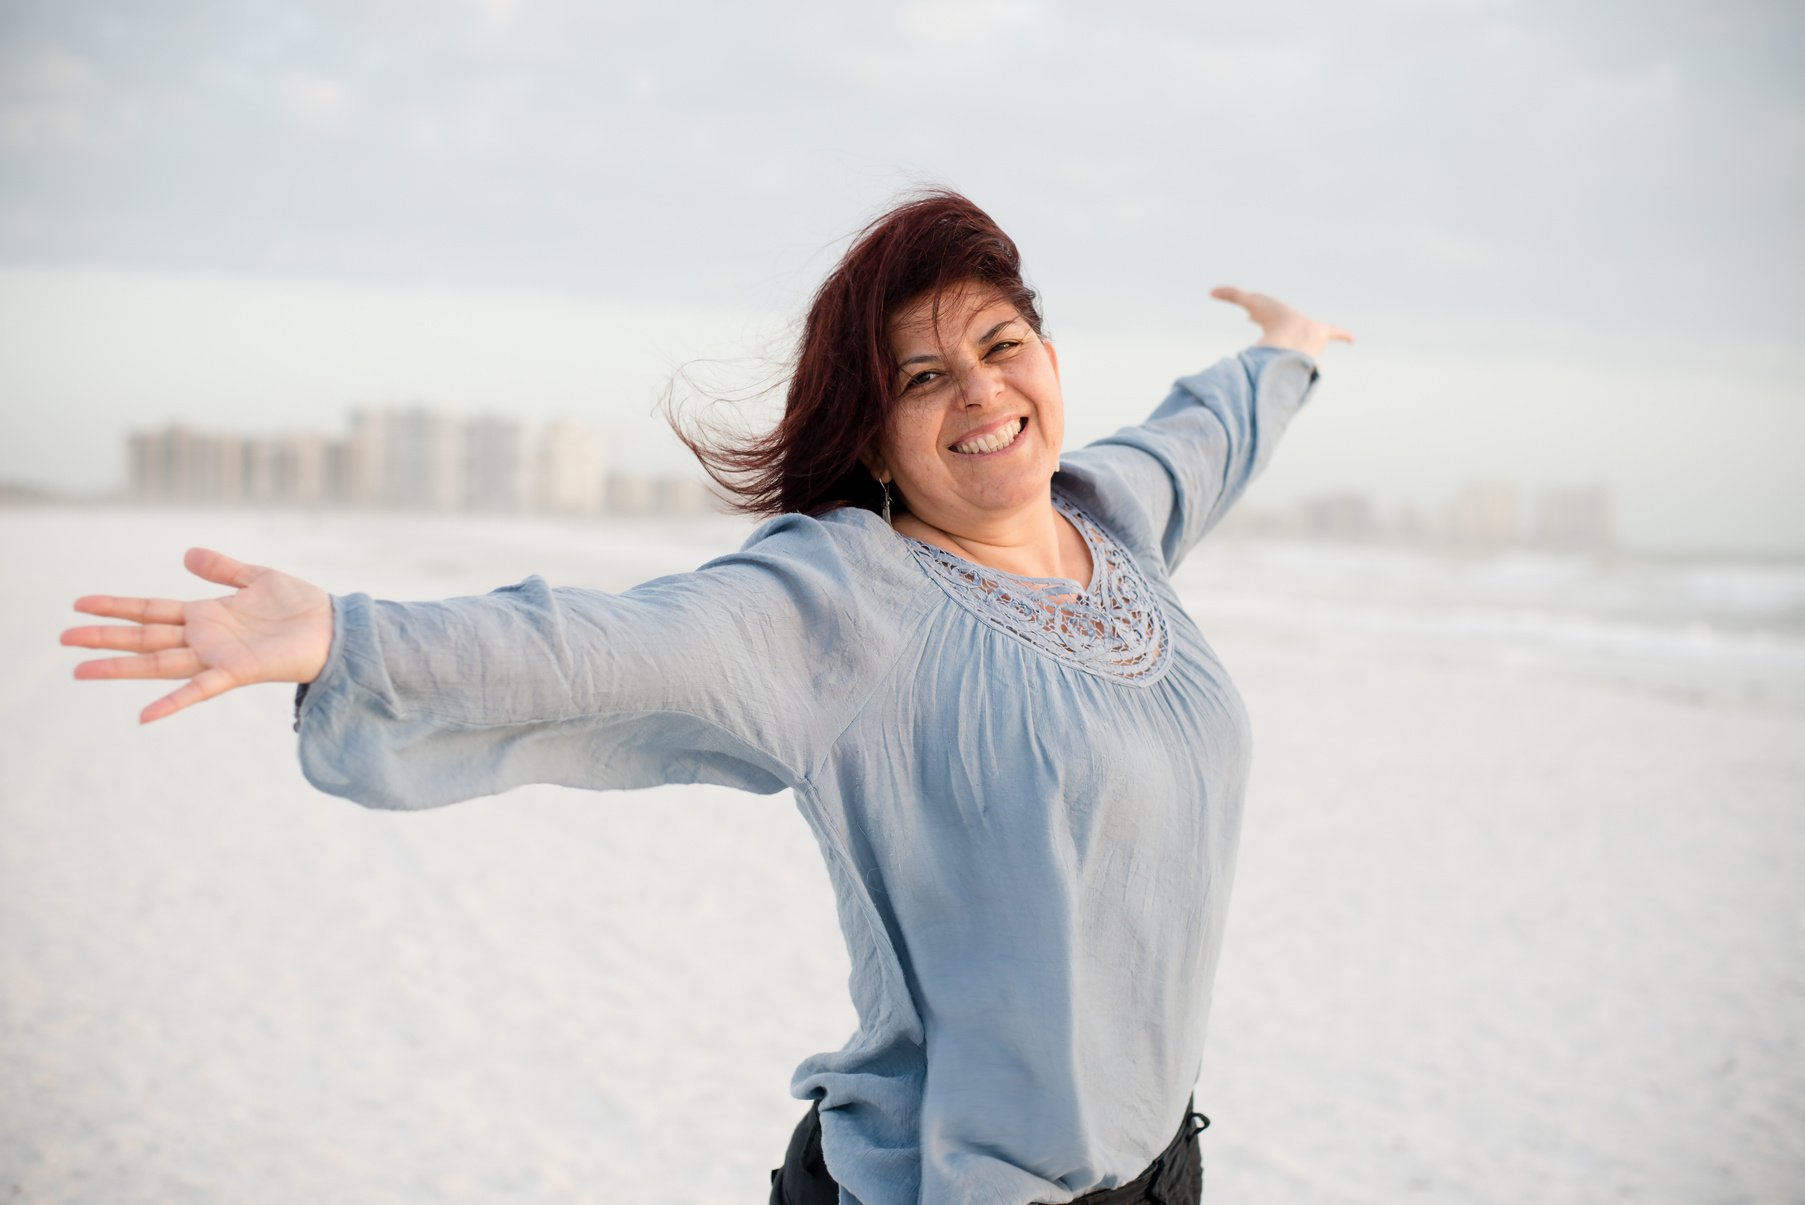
[953,418,1024,455]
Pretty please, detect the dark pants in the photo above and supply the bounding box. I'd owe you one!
[769,1099,1208,1204]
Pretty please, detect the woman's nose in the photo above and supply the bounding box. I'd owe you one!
[957,362,1006,407]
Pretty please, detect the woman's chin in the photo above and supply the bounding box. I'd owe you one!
[963,474,1056,518]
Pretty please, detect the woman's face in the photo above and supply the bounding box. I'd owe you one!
[872,282,1064,533]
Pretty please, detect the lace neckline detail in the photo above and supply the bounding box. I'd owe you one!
[899,493,1172,684]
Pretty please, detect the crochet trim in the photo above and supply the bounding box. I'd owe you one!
[900,493,1172,684]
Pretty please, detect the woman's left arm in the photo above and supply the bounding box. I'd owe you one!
[1061,289,1351,572]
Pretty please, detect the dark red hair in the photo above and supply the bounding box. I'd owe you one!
[671,189,1044,518]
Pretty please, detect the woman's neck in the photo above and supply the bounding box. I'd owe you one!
[893,493,1093,588]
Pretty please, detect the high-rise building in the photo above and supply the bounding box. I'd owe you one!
[271,433,332,506]
[342,409,388,508]
[127,430,166,501]
[606,472,659,515]
[464,416,530,513]
[1533,485,1613,550]
[1300,491,1378,540]
[384,407,463,510]
[536,419,605,514]
[128,426,213,503]
[1448,480,1519,546]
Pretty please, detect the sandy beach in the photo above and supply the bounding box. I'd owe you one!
[4,506,1800,1203]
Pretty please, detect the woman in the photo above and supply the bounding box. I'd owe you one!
[62,191,1350,1205]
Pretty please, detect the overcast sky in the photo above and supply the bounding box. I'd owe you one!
[1,0,1800,553]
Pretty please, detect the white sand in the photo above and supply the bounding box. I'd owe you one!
[4,507,1801,1203]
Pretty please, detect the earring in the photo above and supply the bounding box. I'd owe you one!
[880,479,893,525]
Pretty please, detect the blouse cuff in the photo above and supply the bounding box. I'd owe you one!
[291,593,362,737]
[1245,343,1320,385]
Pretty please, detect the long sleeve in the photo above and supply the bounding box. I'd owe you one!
[295,511,903,811]
[1058,345,1319,573]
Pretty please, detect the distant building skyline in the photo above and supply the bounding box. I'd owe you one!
[119,402,1615,552]
[1222,478,1614,552]
[125,407,721,517]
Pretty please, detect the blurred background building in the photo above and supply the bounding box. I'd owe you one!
[125,411,1613,546]
[125,409,722,517]
[1220,477,1616,552]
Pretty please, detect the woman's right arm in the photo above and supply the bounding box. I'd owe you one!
[62,547,335,724]
[65,518,896,810]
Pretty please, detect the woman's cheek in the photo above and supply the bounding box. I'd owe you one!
[899,419,942,473]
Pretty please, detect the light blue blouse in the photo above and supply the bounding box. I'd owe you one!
[297,346,1321,1205]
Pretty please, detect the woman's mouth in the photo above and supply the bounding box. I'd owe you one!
[950,417,1028,456]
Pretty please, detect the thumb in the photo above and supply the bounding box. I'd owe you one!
[183,547,263,591]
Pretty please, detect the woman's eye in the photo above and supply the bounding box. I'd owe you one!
[904,370,942,392]
[987,341,1021,357]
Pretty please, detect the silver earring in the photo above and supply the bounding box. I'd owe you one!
[880,479,893,525]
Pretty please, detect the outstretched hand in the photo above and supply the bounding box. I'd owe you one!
[60,548,335,725]
[1210,287,1353,360]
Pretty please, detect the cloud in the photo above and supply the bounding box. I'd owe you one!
[26,48,95,96]
[401,113,445,153]
[1774,103,1805,157]
[278,71,349,126]
[1411,229,1499,270]
[1568,60,1682,114]
[0,48,98,151]
[1133,35,1327,111]
[475,0,526,29]
[899,0,1044,42]
[0,103,87,151]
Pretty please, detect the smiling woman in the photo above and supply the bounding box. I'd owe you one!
[60,189,1350,1205]
[875,285,1084,585]
[668,191,1054,524]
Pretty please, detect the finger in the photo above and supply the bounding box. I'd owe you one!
[61,623,187,653]
[1328,325,1355,344]
[73,595,187,625]
[141,666,237,725]
[73,648,204,681]
[1208,285,1247,304]
[184,547,265,591]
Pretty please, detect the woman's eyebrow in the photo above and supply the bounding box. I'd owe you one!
[897,318,1021,370]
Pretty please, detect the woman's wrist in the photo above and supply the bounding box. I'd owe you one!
[1256,333,1320,358]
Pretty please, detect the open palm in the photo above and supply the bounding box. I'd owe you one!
[1210,286,1353,360]
[61,548,335,724]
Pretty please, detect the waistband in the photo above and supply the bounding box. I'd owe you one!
[1052,1100,1210,1205]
